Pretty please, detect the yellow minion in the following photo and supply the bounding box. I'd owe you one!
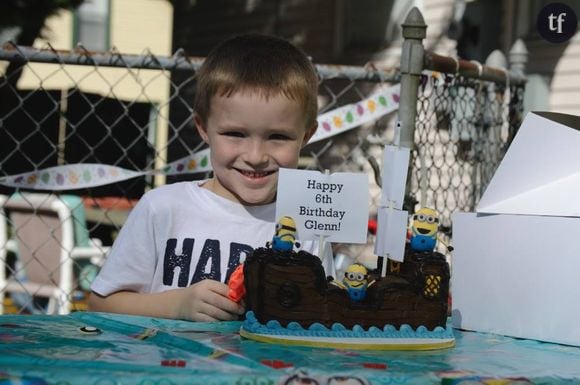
[409,207,439,252]
[342,263,370,301]
[269,216,300,251]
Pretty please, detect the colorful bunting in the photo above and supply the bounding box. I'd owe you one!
[0,83,400,190]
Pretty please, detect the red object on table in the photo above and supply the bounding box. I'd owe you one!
[227,264,245,302]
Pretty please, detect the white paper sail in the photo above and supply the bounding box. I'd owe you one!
[374,206,408,262]
[380,145,410,209]
[374,144,411,263]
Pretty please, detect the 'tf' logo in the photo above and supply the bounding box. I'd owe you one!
[548,12,567,33]
[538,3,578,43]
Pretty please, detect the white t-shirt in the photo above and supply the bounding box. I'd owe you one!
[91,181,335,296]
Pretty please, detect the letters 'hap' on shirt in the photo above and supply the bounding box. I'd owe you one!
[91,181,335,296]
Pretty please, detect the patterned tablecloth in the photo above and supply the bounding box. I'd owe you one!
[1,312,580,385]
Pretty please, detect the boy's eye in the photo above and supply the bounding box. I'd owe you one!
[269,134,291,140]
[223,131,245,138]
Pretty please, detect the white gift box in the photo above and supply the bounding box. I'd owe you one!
[451,111,580,347]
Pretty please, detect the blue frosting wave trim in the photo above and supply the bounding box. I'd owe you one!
[242,311,454,339]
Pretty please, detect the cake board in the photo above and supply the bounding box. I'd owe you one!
[240,327,455,350]
[240,311,455,351]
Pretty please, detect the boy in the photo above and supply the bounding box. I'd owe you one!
[88,34,335,321]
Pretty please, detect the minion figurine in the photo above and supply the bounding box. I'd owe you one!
[409,207,440,252]
[268,216,301,251]
[342,263,371,302]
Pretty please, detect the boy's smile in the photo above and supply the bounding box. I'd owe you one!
[196,90,315,206]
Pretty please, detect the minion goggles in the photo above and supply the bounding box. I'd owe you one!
[344,272,369,282]
[413,214,439,224]
[276,223,296,232]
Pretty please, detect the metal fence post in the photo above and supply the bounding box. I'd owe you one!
[508,39,528,76]
[398,7,426,149]
[485,50,507,69]
[508,39,528,142]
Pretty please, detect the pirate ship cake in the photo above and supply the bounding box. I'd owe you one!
[233,212,454,350]
[232,145,454,350]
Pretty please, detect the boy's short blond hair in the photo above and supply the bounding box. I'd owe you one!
[193,33,319,130]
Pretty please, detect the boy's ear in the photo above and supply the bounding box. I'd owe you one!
[194,114,210,144]
[301,122,318,147]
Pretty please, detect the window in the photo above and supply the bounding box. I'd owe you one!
[73,0,110,52]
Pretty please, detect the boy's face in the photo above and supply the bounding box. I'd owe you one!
[195,90,315,206]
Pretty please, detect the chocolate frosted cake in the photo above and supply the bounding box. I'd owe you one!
[239,245,454,350]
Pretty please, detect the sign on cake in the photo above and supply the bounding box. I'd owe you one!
[276,168,369,243]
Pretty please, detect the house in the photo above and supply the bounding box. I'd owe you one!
[406,0,579,116]
[174,0,579,116]
[1,0,174,192]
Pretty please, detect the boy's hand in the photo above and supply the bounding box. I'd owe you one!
[178,279,245,322]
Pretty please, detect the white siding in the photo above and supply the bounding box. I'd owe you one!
[525,30,580,116]
[549,33,580,115]
[421,0,456,55]
[372,0,456,68]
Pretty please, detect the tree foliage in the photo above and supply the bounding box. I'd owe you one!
[0,0,85,46]
[0,1,84,109]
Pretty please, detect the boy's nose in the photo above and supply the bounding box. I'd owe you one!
[244,140,269,165]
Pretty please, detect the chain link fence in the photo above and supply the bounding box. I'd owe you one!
[412,72,525,231]
[0,39,525,314]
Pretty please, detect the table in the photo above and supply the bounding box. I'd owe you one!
[1,312,580,385]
